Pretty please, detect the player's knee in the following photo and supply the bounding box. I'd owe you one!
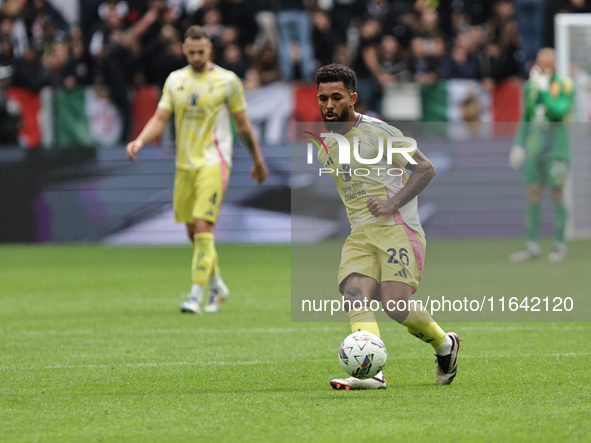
[343,286,364,312]
[380,282,412,322]
[551,188,564,203]
[383,302,408,323]
[194,219,214,234]
[186,224,195,241]
[526,186,542,202]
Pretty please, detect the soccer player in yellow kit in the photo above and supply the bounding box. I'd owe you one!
[313,64,460,389]
[126,26,268,314]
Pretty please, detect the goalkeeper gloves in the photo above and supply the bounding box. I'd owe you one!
[529,65,551,92]
[509,145,526,170]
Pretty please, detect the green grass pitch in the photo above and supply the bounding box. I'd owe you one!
[1,239,590,442]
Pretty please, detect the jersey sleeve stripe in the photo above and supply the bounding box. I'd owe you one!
[354,113,363,127]
[361,118,397,137]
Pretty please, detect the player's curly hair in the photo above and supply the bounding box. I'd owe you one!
[315,64,357,93]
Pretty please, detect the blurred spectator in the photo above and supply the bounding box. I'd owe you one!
[181,0,217,30]
[513,0,543,65]
[438,31,481,79]
[381,1,413,47]
[276,0,314,82]
[489,19,522,82]
[147,25,187,87]
[465,0,494,26]
[218,0,258,49]
[403,10,423,38]
[0,34,14,67]
[36,15,62,58]
[215,25,244,61]
[421,8,440,37]
[0,0,570,138]
[89,0,137,141]
[312,10,339,67]
[354,18,392,106]
[219,44,250,78]
[12,47,53,90]
[330,0,365,42]
[489,1,515,36]
[378,35,411,82]
[43,41,69,85]
[0,8,29,58]
[333,43,351,67]
[62,26,92,89]
[243,66,262,92]
[409,37,438,84]
[219,25,236,61]
[471,25,492,79]
[220,26,240,47]
[26,0,66,44]
[124,0,148,26]
[364,0,398,30]
[129,0,175,68]
[252,0,278,54]
[251,44,281,85]
[202,7,225,42]
[0,26,19,144]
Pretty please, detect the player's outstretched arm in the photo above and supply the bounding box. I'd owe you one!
[366,149,436,217]
[126,107,172,161]
[233,110,268,184]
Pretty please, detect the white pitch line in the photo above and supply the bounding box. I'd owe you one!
[0,359,336,371]
[454,325,590,332]
[1,324,589,337]
[0,352,588,372]
[0,326,349,336]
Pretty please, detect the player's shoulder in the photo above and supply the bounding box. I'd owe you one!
[211,64,242,83]
[168,65,191,80]
[556,75,575,95]
[164,65,191,87]
[358,114,404,137]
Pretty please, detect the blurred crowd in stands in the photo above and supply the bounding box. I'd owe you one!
[0,0,588,128]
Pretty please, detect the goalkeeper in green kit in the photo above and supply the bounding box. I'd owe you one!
[509,48,574,263]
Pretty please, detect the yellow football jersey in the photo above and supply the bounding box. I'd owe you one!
[158,64,246,170]
[317,114,424,235]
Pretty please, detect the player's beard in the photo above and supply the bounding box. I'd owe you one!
[323,107,350,131]
[191,60,207,72]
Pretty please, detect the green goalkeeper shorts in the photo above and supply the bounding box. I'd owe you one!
[523,157,569,188]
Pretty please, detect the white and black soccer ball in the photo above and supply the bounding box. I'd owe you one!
[338,331,387,379]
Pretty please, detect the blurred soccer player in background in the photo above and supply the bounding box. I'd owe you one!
[509,48,574,262]
[126,25,268,314]
[314,64,460,390]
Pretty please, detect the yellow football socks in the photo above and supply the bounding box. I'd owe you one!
[348,308,381,338]
[211,244,220,277]
[401,304,446,348]
[192,232,215,286]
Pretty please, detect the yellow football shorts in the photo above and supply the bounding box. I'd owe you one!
[338,224,427,294]
[173,163,230,224]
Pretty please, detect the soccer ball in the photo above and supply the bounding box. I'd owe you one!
[338,331,387,379]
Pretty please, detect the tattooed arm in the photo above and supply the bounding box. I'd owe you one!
[366,149,436,217]
[233,110,269,184]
